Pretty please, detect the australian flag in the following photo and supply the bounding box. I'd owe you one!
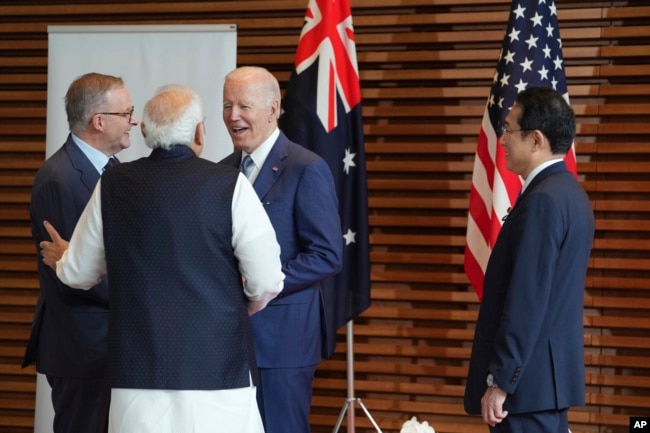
[279,0,371,341]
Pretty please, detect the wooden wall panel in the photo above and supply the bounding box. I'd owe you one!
[1,1,649,432]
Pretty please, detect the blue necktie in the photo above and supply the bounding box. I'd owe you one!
[240,155,254,178]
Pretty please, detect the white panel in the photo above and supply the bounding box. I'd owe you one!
[46,24,237,162]
[36,24,237,433]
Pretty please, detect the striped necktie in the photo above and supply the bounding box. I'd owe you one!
[240,155,254,178]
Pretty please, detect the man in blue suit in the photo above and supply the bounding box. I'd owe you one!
[23,72,137,433]
[464,87,595,433]
[220,66,343,433]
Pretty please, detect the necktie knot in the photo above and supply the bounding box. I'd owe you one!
[103,157,118,172]
[240,155,254,178]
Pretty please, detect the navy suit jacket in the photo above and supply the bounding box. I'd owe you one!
[220,131,343,367]
[464,161,594,414]
[23,135,109,378]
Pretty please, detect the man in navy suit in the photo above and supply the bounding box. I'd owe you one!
[464,87,595,433]
[23,72,137,433]
[220,66,343,433]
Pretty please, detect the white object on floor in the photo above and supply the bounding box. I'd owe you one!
[400,416,435,433]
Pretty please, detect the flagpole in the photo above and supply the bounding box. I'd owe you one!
[332,321,383,433]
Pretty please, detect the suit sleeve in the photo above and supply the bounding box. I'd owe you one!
[31,174,109,304]
[281,158,343,296]
[490,192,564,394]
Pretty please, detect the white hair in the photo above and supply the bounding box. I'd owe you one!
[141,84,204,150]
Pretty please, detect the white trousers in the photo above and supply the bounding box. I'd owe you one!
[108,386,264,433]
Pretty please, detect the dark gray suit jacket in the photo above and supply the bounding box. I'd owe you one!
[23,135,109,378]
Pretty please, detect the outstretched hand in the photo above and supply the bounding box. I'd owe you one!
[40,220,69,270]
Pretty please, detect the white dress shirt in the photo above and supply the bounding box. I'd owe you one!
[239,127,279,183]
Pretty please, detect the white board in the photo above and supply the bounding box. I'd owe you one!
[36,24,237,433]
[46,24,237,162]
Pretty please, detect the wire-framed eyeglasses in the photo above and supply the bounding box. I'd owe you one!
[96,106,135,123]
[500,126,531,137]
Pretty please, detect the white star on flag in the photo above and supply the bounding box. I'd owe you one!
[342,147,356,174]
[343,228,356,245]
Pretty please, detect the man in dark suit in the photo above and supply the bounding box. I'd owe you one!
[23,72,137,433]
[464,87,595,433]
[220,66,343,433]
[40,84,284,433]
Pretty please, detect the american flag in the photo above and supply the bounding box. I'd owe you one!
[279,0,370,353]
[464,0,577,300]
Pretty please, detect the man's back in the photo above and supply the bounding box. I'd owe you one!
[101,146,257,390]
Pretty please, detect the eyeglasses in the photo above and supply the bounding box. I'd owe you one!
[96,106,135,123]
[501,127,530,137]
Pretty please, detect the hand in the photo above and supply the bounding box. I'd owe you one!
[39,220,69,270]
[481,386,509,427]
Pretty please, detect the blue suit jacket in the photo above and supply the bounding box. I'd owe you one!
[23,135,109,378]
[464,161,594,414]
[220,131,342,367]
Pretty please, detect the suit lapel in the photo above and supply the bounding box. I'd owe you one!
[63,135,101,194]
[253,134,288,200]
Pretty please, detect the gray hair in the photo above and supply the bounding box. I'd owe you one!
[65,72,125,132]
[225,66,281,119]
[141,84,205,150]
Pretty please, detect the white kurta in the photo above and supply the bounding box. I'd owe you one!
[55,171,284,433]
[109,387,263,433]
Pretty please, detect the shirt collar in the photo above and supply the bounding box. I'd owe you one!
[241,128,280,183]
[521,158,563,193]
[70,133,116,174]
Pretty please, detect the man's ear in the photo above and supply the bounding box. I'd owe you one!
[190,121,205,156]
[90,114,104,131]
[140,122,147,139]
[269,99,280,122]
[195,121,205,146]
[532,129,547,150]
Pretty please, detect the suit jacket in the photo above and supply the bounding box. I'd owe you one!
[464,161,594,414]
[220,131,342,367]
[23,134,109,378]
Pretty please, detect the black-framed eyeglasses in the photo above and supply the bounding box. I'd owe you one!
[501,127,531,137]
[96,106,135,123]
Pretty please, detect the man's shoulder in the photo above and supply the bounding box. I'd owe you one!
[283,139,325,166]
[190,156,241,181]
[217,150,242,166]
[33,144,78,184]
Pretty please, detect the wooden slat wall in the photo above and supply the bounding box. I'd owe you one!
[1,1,649,432]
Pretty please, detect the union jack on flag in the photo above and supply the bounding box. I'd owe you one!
[464,0,577,300]
[280,0,370,355]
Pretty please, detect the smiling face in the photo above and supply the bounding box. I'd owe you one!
[222,70,279,154]
[500,103,537,179]
[95,86,138,155]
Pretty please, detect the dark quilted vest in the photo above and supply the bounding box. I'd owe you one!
[101,146,258,390]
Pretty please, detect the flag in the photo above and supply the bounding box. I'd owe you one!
[464,0,577,300]
[279,0,370,337]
